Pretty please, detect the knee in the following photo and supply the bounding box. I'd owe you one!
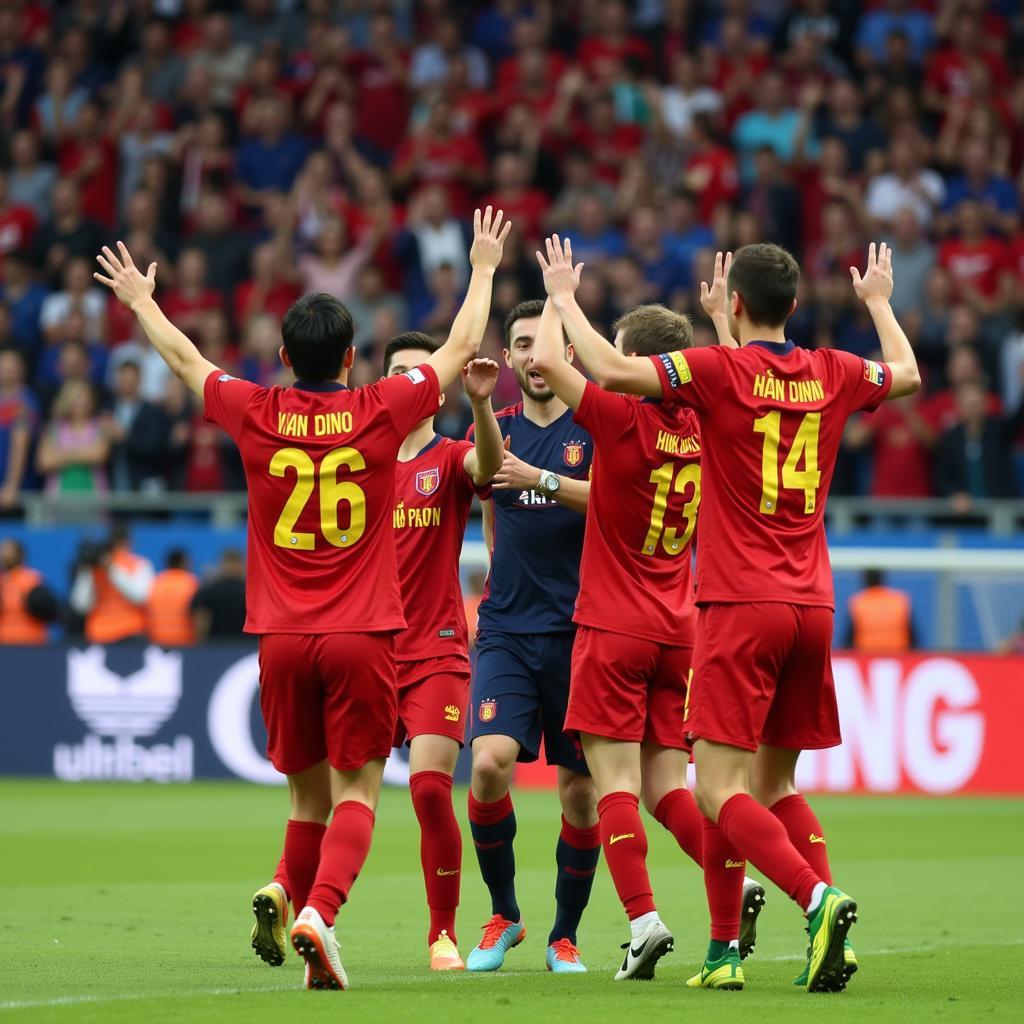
[471,745,515,798]
[560,773,598,826]
[692,779,719,822]
[640,776,674,818]
[290,793,332,823]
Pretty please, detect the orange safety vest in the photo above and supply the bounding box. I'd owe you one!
[0,565,48,645]
[86,550,149,644]
[147,569,199,647]
[848,586,912,654]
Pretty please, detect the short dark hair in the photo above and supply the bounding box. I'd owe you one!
[382,332,439,375]
[281,293,354,383]
[728,243,800,328]
[503,300,545,345]
[612,304,694,356]
[864,568,885,589]
[167,548,188,570]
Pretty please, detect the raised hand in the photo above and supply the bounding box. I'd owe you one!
[470,206,512,272]
[700,250,732,320]
[94,242,157,311]
[850,242,894,306]
[537,234,583,300]
[462,357,500,402]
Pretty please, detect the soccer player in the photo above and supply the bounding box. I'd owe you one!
[383,333,504,970]
[94,207,511,991]
[253,336,505,975]
[531,262,764,984]
[465,299,599,974]
[538,236,920,993]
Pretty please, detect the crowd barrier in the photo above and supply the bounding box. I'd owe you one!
[1,645,1021,794]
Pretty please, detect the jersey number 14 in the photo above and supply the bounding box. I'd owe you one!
[753,411,821,515]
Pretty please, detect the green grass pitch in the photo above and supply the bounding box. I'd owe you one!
[2,781,1021,1023]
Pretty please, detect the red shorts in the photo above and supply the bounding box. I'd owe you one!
[258,633,397,775]
[686,603,840,753]
[565,626,692,749]
[393,656,471,748]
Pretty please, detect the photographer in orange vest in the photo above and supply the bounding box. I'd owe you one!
[846,568,915,654]
[147,548,199,647]
[69,524,154,644]
[0,538,57,644]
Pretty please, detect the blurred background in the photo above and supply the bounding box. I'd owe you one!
[0,0,1022,793]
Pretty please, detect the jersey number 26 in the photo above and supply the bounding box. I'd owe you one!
[270,446,366,550]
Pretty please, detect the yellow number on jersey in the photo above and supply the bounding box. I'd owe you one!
[270,446,367,551]
[642,461,701,556]
[753,411,821,515]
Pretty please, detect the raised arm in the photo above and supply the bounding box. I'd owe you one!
[529,297,586,409]
[426,207,511,390]
[538,235,662,397]
[94,242,217,400]
[700,250,739,348]
[851,242,922,400]
[461,357,504,485]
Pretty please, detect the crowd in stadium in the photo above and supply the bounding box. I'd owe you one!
[1,0,1024,509]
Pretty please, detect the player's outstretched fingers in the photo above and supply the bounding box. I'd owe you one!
[491,208,504,237]
[498,219,512,243]
[101,246,121,272]
[546,236,557,264]
[536,249,549,271]
[117,240,135,268]
[868,241,876,268]
[96,252,117,278]
[474,207,482,236]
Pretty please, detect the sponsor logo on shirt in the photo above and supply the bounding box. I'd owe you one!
[438,629,456,639]
[217,374,236,382]
[657,350,692,389]
[404,367,427,384]
[415,468,440,495]
[478,699,497,722]
[563,443,585,467]
[863,359,885,386]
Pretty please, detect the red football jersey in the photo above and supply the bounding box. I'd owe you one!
[203,366,441,634]
[650,342,892,608]
[393,435,484,664]
[573,383,701,646]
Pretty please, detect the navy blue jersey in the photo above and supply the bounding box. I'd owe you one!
[472,403,592,634]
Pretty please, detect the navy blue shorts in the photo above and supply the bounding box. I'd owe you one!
[470,630,588,774]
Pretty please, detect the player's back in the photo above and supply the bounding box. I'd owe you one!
[573,383,700,645]
[651,341,890,607]
[203,368,440,633]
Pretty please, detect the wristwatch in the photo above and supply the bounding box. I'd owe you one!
[537,470,561,495]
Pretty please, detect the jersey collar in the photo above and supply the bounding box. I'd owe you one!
[747,339,796,355]
[292,380,349,392]
[415,433,443,459]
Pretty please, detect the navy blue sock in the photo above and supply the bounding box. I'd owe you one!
[468,790,520,921]
[549,815,601,945]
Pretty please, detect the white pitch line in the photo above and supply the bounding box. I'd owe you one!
[2,940,1023,1012]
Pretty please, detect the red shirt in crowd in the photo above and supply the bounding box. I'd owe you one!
[0,204,37,269]
[345,50,410,154]
[392,134,487,217]
[937,236,1009,299]
[864,402,934,498]
[233,280,302,325]
[684,145,739,223]
[576,35,653,77]
[58,137,117,227]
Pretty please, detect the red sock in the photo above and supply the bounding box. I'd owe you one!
[306,802,375,927]
[597,792,656,920]
[272,853,290,903]
[770,794,832,885]
[410,771,461,945]
[702,816,744,940]
[653,789,704,868]
[717,794,819,909]
[283,819,325,915]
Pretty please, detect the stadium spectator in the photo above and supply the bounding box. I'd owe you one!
[186,12,252,108]
[35,379,108,495]
[937,200,1012,317]
[935,381,1023,512]
[128,18,187,107]
[187,191,252,299]
[69,525,154,645]
[40,257,106,346]
[865,135,945,231]
[147,548,199,647]
[846,568,916,654]
[298,218,375,303]
[887,208,935,318]
[732,69,804,184]
[106,360,169,493]
[191,547,246,641]
[0,537,56,644]
[6,129,57,222]
[855,0,935,67]
[34,180,104,282]
[0,349,37,510]
[0,171,38,273]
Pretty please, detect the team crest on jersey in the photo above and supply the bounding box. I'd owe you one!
[416,468,440,495]
[479,699,497,723]
[563,443,585,467]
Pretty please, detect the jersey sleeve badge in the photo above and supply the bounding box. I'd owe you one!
[404,367,427,384]
[657,350,692,389]
[862,359,885,386]
[415,468,440,495]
